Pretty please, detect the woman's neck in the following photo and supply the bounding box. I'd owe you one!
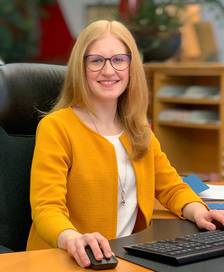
[91,102,117,123]
[73,102,123,136]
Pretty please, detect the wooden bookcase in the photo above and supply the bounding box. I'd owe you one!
[144,62,224,179]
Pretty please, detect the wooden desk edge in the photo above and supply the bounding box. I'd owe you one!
[0,248,150,272]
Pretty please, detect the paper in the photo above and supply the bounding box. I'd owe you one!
[199,185,224,200]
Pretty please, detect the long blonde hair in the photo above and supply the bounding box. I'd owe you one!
[51,20,150,159]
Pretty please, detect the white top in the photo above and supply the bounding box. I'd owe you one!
[103,133,137,238]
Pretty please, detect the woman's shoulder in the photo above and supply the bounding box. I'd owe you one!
[43,107,72,119]
[39,107,73,124]
[37,107,76,131]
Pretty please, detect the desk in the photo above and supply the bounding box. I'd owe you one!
[0,248,150,272]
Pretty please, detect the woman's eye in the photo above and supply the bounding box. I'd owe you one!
[113,56,125,64]
[91,58,103,64]
[113,57,123,63]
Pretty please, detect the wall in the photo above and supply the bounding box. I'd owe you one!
[202,0,224,61]
[58,0,118,38]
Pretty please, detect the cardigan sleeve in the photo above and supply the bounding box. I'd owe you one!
[152,132,205,218]
[30,116,76,247]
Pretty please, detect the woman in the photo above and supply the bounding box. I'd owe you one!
[27,20,224,268]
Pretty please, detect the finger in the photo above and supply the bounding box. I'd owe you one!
[83,233,104,260]
[75,244,92,267]
[73,251,87,268]
[94,233,113,259]
[67,237,90,268]
[195,217,216,231]
[209,210,224,225]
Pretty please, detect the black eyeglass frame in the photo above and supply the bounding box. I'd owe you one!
[84,54,132,72]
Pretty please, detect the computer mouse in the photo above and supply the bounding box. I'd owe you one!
[85,245,118,270]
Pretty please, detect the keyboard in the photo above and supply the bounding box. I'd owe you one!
[123,229,224,265]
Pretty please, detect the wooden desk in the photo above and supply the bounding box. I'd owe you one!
[0,248,150,272]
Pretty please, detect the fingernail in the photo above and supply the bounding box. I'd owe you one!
[84,260,90,267]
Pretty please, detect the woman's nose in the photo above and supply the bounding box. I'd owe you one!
[101,59,115,74]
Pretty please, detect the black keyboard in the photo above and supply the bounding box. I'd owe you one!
[123,229,224,265]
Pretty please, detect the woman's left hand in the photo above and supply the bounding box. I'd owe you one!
[194,209,224,230]
[183,202,224,230]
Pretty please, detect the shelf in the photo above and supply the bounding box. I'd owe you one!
[158,120,220,130]
[157,97,220,105]
[145,62,224,177]
[144,62,224,76]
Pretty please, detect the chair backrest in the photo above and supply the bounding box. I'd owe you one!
[0,63,66,251]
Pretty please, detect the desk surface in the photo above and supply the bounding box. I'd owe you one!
[0,248,150,272]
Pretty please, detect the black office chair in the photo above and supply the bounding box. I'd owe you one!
[0,63,66,252]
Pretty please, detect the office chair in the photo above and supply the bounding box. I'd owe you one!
[0,63,66,252]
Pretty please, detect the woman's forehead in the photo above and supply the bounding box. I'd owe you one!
[86,34,128,55]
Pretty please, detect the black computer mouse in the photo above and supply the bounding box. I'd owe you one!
[85,245,118,270]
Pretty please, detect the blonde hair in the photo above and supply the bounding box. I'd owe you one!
[51,20,150,159]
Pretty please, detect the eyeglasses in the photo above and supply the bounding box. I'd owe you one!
[84,54,131,72]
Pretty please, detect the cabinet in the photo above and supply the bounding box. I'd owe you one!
[144,62,224,179]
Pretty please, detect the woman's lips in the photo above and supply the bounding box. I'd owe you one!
[97,80,119,87]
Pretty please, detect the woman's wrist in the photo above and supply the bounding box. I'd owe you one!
[57,229,82,249]
[182,202,208,222]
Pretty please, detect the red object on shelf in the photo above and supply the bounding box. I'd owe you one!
[118,0,141,19]
[35,2,75,64]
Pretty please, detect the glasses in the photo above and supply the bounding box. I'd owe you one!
[85,54,131,72]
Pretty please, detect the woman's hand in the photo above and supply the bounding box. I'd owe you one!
[57,229,113,268]
[183,202,224,230]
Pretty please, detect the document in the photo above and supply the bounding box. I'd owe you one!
[183,175,224,209]
[198,185,224,201]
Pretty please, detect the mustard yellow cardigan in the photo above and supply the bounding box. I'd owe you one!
[27,107,203,250]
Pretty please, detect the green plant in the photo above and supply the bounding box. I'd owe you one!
[0,0,54,63]
[123,0,224,34]
[120,0,224,61]
[125,1,183,36]
[119,0,184,61]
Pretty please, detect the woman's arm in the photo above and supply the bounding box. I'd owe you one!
[30,117,75,247]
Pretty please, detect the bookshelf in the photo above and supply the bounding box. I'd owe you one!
[144,62,224,179]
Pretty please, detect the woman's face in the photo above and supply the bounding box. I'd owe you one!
[85,34,130,104]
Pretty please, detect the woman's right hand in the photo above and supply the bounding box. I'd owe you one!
[57,229,113,268]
